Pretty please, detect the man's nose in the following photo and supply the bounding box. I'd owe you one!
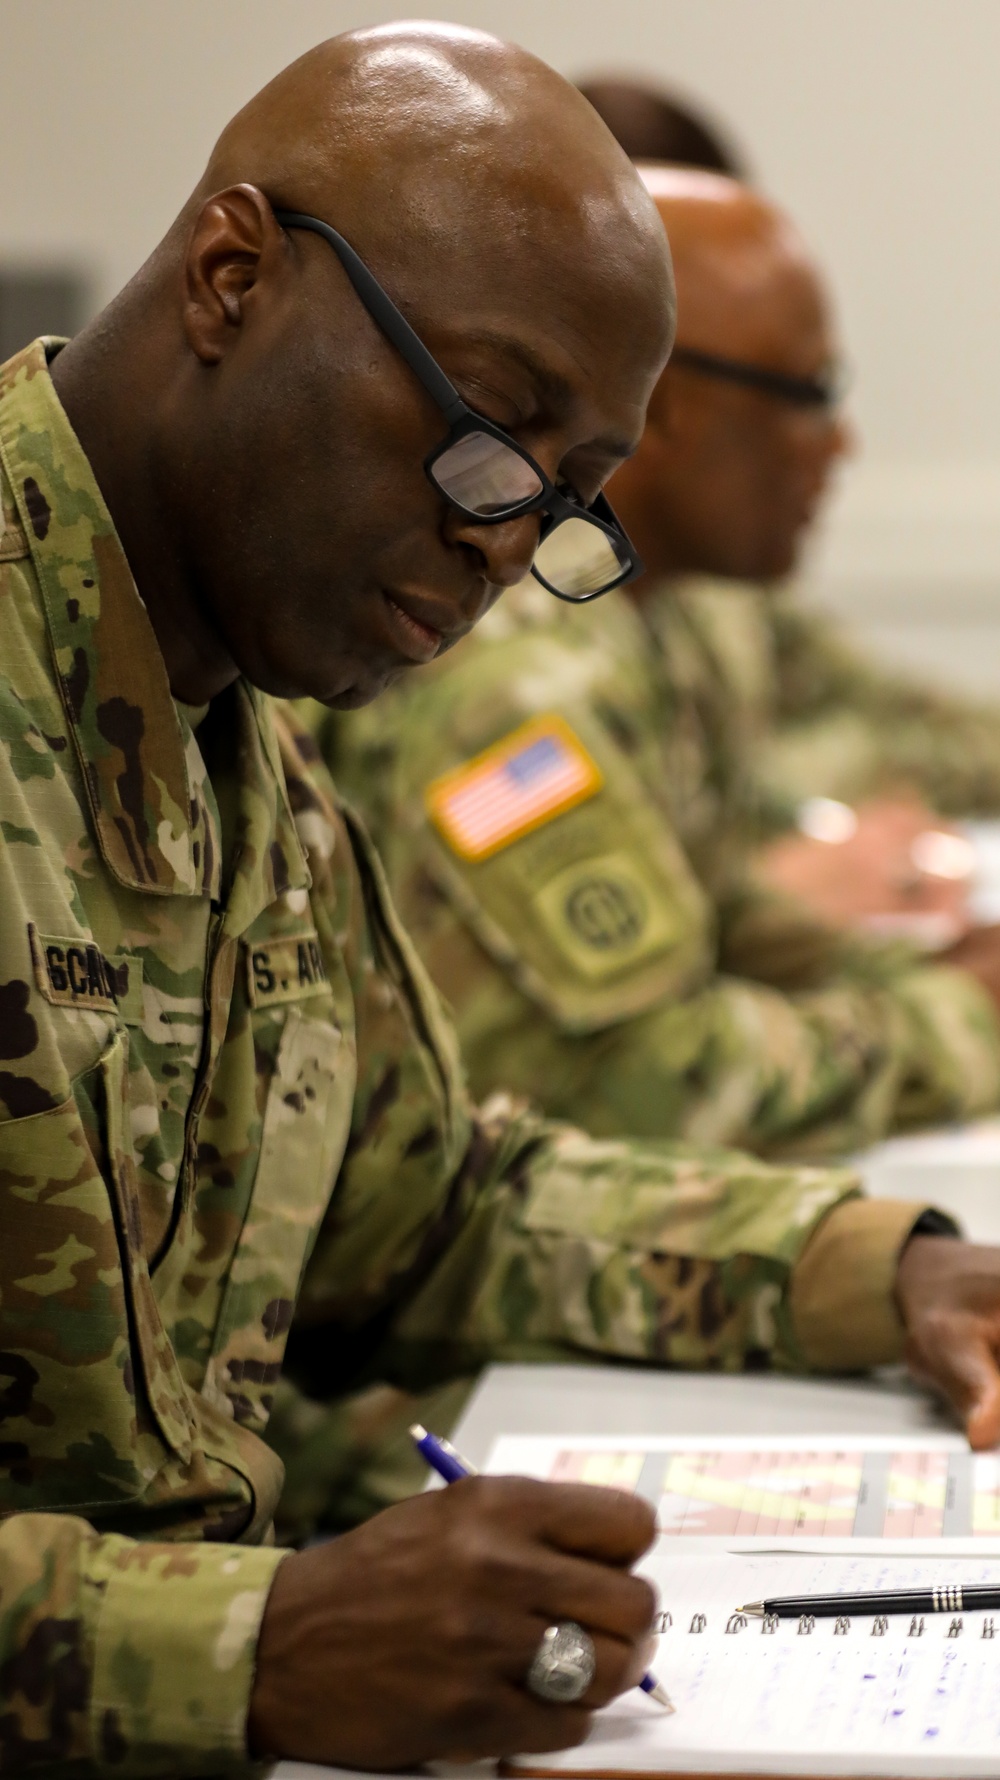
[443,508,542,594]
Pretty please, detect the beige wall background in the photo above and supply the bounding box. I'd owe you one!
[6,0,1000,691]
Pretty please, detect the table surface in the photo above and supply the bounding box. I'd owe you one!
[271,1138,1000,1780]
[452,1361,951,1469]
[271,1362,951,1780]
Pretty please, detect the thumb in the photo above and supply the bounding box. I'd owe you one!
[922,1322,1000,1450]
[965,1365,1000,1450]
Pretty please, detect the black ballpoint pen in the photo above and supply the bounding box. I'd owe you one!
[739,1584,1000,1619]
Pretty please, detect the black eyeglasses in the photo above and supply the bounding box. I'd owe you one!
[275,210,641,601]
[670,344,847,410]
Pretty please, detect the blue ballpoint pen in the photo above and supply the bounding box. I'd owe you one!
[411,1423,674,1711]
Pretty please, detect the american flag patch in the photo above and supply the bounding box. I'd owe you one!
[425,716,603,862]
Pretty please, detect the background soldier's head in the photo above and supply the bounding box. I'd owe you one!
[606,166,853,587]
[576,75,748,178]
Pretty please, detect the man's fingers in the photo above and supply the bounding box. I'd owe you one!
[520,1479,657,1565]
[497,1622,645,1719]
[584,1628,650,1705]
[488,1691,594,1759]
[908,1318,1000,1448]
[966,1383,1000,1451]
[523,1546,657,1641]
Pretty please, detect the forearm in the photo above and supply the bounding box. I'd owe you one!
[458,975,914,1160]
[743,964,1000,1156]
[374,1115,872,1375]
[0,1512,286,1775]
[879,962,1000,1125]
[770,599,1000,818]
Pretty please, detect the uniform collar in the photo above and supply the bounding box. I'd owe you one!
[0,339,308,907]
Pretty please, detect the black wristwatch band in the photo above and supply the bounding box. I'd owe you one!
[909,1207,961,1239]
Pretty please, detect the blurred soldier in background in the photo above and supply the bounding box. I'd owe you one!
[309,167,1000,1167]
[579,76,1000,838]
[575,74,749,176]
[581,77,1000,992]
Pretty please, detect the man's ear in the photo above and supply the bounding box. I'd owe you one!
[182,183,281,365]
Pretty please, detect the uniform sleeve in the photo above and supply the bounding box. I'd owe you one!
[274,1165,931,1540]
[317,640,1000,1161]
[717,877,1000,1142]
[758,598,1000,821]
[310,1090,931,1388]
[0,1512,287,1773]
[292,804,936,1391]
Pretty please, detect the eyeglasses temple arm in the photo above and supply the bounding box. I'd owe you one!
[275,210,467,425]
[670,344,837,408]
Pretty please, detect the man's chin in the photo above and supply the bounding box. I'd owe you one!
[319,661,412,711]
[743,536,802,587]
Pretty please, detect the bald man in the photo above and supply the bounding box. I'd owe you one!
[317,167,1000,1164]
[10,27,993,1779]
[0,27,679,1771]
[7,37,1000,1776]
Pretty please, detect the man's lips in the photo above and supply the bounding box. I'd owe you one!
[382,591,467,665]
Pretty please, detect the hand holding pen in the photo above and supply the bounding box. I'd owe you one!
[412,1424,673,1712]
[253,1433,666,1768]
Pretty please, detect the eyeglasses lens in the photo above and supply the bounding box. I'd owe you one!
[534,516,628,599]
[430,430,544,516]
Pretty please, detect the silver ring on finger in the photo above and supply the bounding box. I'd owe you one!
[526,1621,597,1704]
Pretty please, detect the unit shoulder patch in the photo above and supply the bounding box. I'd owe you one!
[532,851,687,980]
[245,930,330,1010]
[424,715,603,862]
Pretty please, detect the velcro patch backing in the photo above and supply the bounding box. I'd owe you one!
[29,924,144,1023]
[245,930,330,1009]
[425,715,603,862]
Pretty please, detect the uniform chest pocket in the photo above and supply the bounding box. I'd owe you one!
[0,1027,195,1516]
[205,1007,356,1432]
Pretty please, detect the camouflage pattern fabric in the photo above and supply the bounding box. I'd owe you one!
[747,583,1000,829]
[316,575,1000,1161]
[0,339,930,1774]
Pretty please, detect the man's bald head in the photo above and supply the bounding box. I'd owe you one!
[608,166,850,584]
[636,167,819,378]
[53,23,673,708]
[201,25,664,296]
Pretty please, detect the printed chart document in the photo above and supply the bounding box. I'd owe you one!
[485,1432,1000,1553]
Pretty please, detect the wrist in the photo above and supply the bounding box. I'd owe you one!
[894,1225,962,1328]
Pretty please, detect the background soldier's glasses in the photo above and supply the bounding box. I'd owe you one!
[275,209,642,601]
[670,343,847,410]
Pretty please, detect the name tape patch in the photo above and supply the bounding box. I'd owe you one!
[425,715,603,863]
[29,924,144,1023]
[245,930,330,1010]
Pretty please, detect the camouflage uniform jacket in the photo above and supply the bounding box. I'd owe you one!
[739,581,1000,828]
[0,344,932,1774]
[319,576,1000,1160]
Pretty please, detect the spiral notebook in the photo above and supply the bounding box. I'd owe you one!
[505,1547,1000,1777]
[487,1434,1000,1775]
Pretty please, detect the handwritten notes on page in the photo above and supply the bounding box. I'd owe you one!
[508,1550,1000,1776]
